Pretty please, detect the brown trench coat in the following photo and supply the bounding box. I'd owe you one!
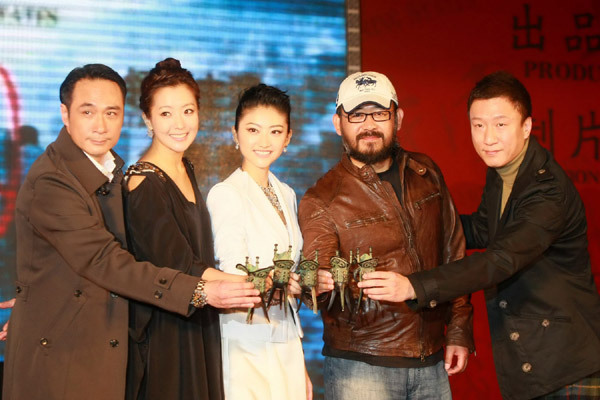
[2,128,199,400]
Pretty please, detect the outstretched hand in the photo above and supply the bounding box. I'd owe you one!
[204,280,260,309]
[357,271,416,303]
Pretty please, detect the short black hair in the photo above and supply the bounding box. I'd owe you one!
[59,64,127,109]
[234,84,291,131]
[467,71,532,122]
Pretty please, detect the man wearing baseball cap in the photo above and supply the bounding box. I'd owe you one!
[298,71,474,399]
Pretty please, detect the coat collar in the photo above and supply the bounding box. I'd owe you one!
[339,147,428,184]
[487,135,551,231]
[510,135,551,198]
[53,126,125,195]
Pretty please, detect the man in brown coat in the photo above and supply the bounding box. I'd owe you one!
[2,64,259,400]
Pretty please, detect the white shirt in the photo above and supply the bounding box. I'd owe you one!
[84,151,116,182]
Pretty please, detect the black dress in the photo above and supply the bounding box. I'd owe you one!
[123,159,223,400]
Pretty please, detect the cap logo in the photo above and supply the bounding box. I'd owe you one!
[355,75,377,91]
[336,71,397,110]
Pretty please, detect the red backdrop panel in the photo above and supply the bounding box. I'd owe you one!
[361,1,600,398]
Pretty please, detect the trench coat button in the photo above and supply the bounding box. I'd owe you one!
[159,278,167,284]
[429,300,437,308]
[16,286,22,294]
[510,332,520,341]
[537,168,546,175]
[499,300,508,309]
[521,362,532,373]
[154,290,163,299]
[541,319,550,328]
[109,339,119,347]
[40,338,49,346]
[110,292,119,298]
[74,290,82,297]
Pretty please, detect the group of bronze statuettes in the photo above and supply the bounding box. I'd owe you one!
[240,245,379,323]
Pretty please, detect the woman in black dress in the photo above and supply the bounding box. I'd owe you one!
[123,58,245,400]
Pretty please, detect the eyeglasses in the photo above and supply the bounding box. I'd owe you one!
[343,110,392,123]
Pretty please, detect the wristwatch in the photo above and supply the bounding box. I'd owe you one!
[190,280,208,308]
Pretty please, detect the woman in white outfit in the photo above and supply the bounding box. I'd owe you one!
[206,84,312,400]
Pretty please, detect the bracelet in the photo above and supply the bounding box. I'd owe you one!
[190,280,208,308]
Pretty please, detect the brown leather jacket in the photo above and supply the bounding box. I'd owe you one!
[298,150,474,359]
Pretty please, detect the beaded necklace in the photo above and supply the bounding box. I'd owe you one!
[261,182,286,225]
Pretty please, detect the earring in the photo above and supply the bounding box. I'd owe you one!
[235,142,239,150]
[147,128,154,138]
[283,146,287,153]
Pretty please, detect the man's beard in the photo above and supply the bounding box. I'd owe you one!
[343,130,398,165]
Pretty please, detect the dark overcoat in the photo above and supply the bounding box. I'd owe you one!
[3,128,199,400]
[409,136,600,399]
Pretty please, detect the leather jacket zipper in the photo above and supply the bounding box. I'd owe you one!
[376,181,421,268]
[377,178,426,360]
[419,321,425,362]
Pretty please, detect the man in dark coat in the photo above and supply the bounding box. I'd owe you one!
[2,64,259,400]
[364,71,600,399]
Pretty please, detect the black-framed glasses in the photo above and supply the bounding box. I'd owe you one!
[343,110,392,123]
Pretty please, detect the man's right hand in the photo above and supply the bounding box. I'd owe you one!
[316,269,334,295]
[357,271,416,303]
[204,280,260,309]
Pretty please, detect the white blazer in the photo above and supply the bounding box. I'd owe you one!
[206,168,303,342]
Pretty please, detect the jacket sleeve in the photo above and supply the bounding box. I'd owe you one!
[28,171,198,316]
[124,174,212,277]
[408,182,566,309]
[297,193,339,306]
[434,164,474,351]
[206,183,250,275]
